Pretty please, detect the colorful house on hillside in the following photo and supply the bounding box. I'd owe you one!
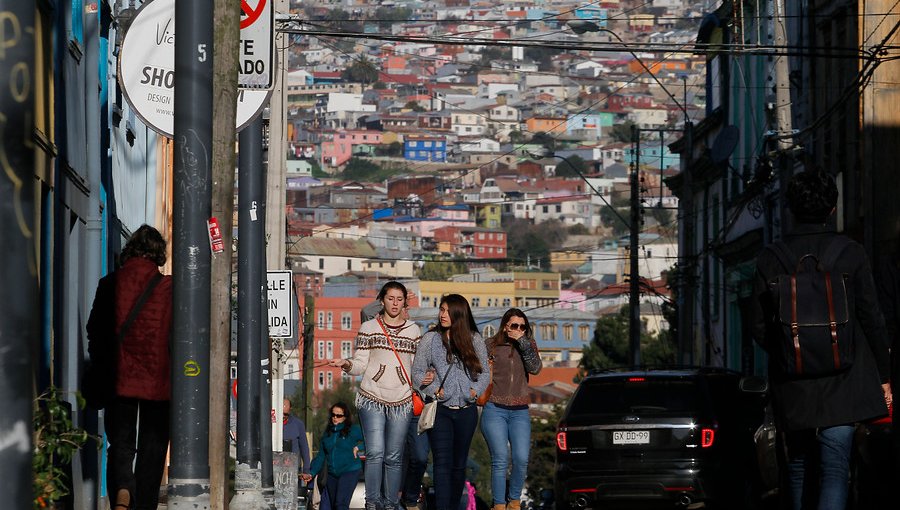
[432,226,507,259]
[525,116,567,135]
[404,135,447,162]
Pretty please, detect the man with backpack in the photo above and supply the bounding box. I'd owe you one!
[752,171,892,510]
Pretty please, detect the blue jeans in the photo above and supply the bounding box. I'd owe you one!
[321,469,362,510]
[785,425,854,510]
[401,415,431,506]
[480,403,531,504]
[428,405,478,510]
[359,406,411,509]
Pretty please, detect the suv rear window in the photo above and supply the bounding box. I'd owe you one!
[568,377,703,416]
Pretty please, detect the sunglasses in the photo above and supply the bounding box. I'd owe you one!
[331,413,345,418]
[507,323,526,331]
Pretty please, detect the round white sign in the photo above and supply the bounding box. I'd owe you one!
[118,0,270,137]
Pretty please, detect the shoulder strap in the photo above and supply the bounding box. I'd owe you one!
[820,236,852,270]
[117,272,163,344]
[377,316,413,387]
[769,240,797,274]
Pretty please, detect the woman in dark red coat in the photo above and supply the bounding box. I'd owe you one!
[87,225,173,510]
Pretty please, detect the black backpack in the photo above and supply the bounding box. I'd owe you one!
[766,236,853,377]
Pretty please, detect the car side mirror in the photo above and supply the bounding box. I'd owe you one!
[738,375,768,394]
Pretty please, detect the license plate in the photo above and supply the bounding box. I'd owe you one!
[612,430,650,445]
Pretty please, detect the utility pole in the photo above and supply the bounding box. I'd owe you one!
[231,115,268,509]
[302,295,316,426]
[169,0,214,507]
[629,125,642,367]
[266,0,290,462]
[0,3,35,507]
[209,1,240,508]
[678,75,695,366]
[771,0,794,239]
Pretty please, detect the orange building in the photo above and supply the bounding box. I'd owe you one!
[525,116,568,135]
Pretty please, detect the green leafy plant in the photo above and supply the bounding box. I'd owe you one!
[32,387,94,509]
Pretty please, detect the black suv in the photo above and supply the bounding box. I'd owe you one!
[554,367,767,509]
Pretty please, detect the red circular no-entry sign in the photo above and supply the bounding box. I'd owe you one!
[240,0,267,29]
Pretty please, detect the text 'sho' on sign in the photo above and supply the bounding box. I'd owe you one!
[240,0,274,89]
[267,270,294,338]
[117,0,271,137]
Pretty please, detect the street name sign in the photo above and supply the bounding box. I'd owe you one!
[266,270,294,338]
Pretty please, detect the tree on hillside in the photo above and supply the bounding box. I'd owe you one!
[527,405,566,501]
[530,132,557,151]
[342,157,381,180]
[554,154,586,178]
[342,58,379,84]
[578,305,677,379]
[504,218,568,269]
[610,120,637,143]
[404,101,425,112]
[417,259,468,281]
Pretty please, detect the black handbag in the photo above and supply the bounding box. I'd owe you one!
[82,272,162,410]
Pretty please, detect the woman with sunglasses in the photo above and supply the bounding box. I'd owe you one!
[479,309,542,510]
[302,403,365,510]
[328,281,422,510]
[412,294,490,510]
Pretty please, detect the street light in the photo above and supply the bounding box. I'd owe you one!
[528,147,641,366]
[566,20,686,117]
[568,20,696,366]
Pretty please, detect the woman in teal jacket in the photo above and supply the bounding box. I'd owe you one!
[302,402,365,510]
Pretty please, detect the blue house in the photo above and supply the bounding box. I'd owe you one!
[573,6,608,27]
[404,135,447,162]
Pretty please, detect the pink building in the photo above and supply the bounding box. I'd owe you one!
[320,129,384,167]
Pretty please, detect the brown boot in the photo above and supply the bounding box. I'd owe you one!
[493,504,507,510]
[507,500,520,510]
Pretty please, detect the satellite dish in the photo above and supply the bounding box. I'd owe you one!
[711,125,739,165]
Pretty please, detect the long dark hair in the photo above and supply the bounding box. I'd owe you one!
[488,308,531,354]
[434,294,483,376]
[325,402,353,438]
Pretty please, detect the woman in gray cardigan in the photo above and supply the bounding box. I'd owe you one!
[412,294,490,510]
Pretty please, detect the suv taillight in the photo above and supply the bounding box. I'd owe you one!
[701,427,715,448]
[556,431,567,451]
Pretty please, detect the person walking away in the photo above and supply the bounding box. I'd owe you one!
[302,403,365,510]
[283,398,312,498]
[412,294,490,510]
[329,281,422,510]
[480,309,542,510]
[86,225,173,510]
[751,171,892,510]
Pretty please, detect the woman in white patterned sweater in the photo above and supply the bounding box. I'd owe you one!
[329,281,423,510]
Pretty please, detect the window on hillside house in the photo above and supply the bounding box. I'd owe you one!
[502,298,510,307]
[347,260,352,270]
[326,341,333,359]
[317,311,325,329]
[318,371,325,389]
[317,341,324,360]
[563,324,573,341]
[341,341,352,358]
[580,325,590,341]
[319,258,324,270]
[472,297,480,307]
[326,312,333,330]
[326,371,333,389]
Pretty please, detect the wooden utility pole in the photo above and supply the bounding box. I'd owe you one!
[209,0,240,508]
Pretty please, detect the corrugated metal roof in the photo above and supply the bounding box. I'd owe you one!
[289,237,377,258]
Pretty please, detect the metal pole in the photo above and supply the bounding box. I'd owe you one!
[170,0,214,506]
[0,3,36,506]
[231,115,268,509]
[630,125,642,367]
[237,116,265,467]
[258,164,276,505]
